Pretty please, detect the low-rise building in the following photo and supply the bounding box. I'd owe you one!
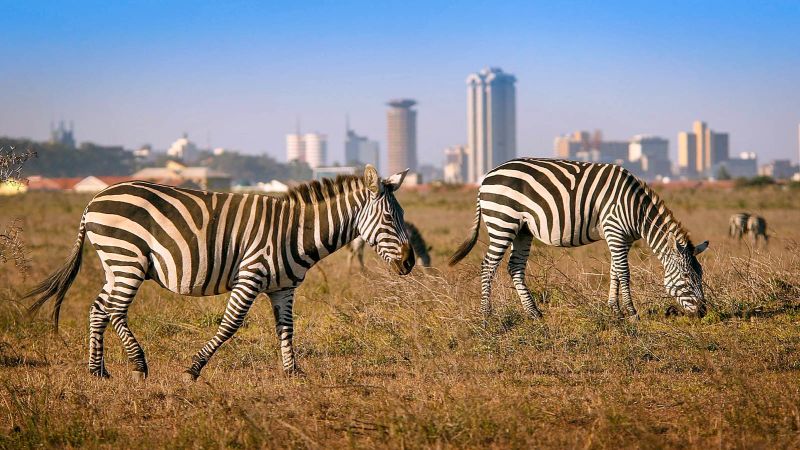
[758,159,796,180]
[132,161,231,190]
[312,166,360,181]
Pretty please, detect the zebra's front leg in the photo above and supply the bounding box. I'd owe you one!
[508,229,542,319]
[607,267,623,319]
[88,298,110,378]
[184,285,258,381]
[268,288,302,375]
[607,239,636,320]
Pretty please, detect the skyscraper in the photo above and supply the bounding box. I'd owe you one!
[680,121,730,176]
[286,131,326,168]
[303,133,326,169]
[286,133,304,163]
[344,121,380,170]
[466,67,516,183]
[677,132,697,176]
[693,120,709,173]
[386,99,417,175]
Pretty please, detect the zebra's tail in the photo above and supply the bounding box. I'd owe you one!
[449,198,482,266]
[23,210,87,330]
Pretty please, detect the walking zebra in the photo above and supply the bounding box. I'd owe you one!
[729,213,750,239]
[348,221,432,270]
[746,214,768,246]
[449,158,709,320]
[24,165,414,381]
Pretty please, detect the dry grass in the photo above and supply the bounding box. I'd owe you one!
[1,186,800,449]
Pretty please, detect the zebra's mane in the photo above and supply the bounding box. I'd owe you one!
[282,175,364,204]
[636,177,692,246]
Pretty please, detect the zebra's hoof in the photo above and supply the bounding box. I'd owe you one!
[182,371,198,383]
[527,308,544,320]
[132,371,147,382]
[89,368,110,379]
[284,367,306,378]
[626,314,640,323]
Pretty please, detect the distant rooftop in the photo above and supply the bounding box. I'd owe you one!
[387,99,417,108]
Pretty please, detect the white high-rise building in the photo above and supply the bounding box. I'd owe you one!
[386,99,418,175]
[303,133,327,169]
[443,145,468,183]
[286,133,305,163]
[466,67,517,183]
[167,133,198,162]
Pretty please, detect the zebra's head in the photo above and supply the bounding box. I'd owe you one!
[356,165,415,275]
[663,236,709,317]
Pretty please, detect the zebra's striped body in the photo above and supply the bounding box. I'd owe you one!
[746,215,768,246]
[25,166,413,380]
[729,213,750,239]
[450,158,708,320]
[348,221,432,270]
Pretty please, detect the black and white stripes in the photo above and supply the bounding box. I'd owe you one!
[450,158,709,320]
[25,165,414,380]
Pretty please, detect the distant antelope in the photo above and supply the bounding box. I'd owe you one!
[747,215,768,246]
[729,213,750,239]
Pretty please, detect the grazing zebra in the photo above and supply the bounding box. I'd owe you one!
[24,165,414,381]
[449,158,709,321]
[729,213,750,239]
[746,214,768,246]
[348,221,432,270]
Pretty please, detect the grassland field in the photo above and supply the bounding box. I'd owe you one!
[1,185,800,449]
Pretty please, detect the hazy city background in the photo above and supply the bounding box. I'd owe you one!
[1,1,799,186]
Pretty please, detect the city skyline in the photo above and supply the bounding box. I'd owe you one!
[1,2,799,171]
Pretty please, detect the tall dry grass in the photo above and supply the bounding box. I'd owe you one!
[0,186,799,448]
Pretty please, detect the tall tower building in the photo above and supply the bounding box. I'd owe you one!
[466,67,517,183]
[286,133,305,163]
[693,121,708,174]
[345,122,380,170]
[711,132,729,166]
[678,132,697,175]
[386,99,418,175]
[303,133,327,169]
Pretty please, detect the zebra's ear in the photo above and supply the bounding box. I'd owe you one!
[384,169,409,191]
[364,164,381,195]
[693,240,709,256]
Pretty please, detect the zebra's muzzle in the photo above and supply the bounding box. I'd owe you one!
[393,244,415,275]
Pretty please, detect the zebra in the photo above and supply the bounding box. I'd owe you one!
[348,221,432,270]
[729,213,750,239]
[746,214,768,246]
[449,158,709,321]
[24,165,414,381]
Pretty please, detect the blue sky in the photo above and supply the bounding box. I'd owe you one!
[1,0,798,170]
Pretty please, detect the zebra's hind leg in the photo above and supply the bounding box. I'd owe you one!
[106,280,149,380]
[184,284,258,381]
[479,230,513,326]
[268,288,302,375]
[88,296,111,378]
[507,228,542,319]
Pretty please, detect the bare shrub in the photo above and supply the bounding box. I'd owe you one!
[0,146,35,278]
[0,146,36,185]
